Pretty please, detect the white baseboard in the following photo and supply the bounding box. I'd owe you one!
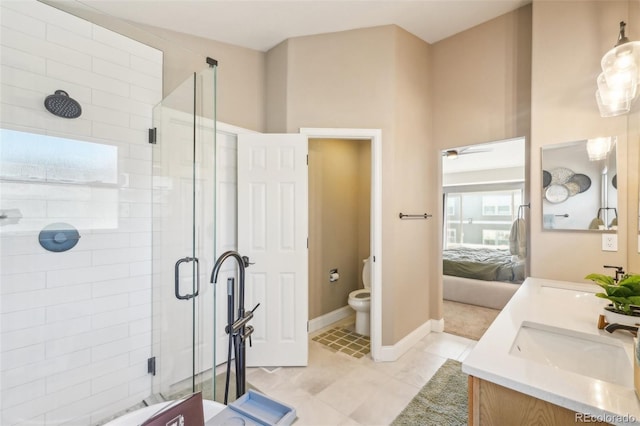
[431,317,445,332]
[308,305,353,333]
[374,319,442,362]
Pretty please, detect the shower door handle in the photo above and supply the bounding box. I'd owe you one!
[174,257,200,300]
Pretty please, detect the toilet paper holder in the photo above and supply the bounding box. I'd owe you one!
[329,269,339,282]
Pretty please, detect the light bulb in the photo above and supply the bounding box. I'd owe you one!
[596,89,631,117]
[586,137,613,161]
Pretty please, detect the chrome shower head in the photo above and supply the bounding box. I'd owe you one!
[44,90,82,118]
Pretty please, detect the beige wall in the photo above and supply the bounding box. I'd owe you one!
[137,26,266,131]
[431,6,533,313]
[530,1,634,281]
[390,28,435,340]
[268,25,434,345]
[308,139,371,320]
[265,40,289,133]
[431,6,532,148]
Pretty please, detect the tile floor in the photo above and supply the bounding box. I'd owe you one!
[312,326,371,359]
[245,317,476,425]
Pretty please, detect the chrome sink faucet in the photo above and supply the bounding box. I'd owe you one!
[603,265,625,283]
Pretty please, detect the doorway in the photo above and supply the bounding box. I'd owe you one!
[307,137,371,341]
[301,128,382,360]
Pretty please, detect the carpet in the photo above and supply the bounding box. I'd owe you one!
[443,300,500,341]
[391,359,468,426]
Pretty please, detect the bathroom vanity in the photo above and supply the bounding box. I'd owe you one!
[462,277,639,425]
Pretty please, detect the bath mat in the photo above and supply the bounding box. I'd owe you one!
[443,300,499,340]
[391,358,467,426]
[312,326,370,358]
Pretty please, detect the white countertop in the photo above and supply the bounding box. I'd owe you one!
[462,277,640,425]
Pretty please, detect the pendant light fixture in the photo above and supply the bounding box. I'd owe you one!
[596,21,640,117]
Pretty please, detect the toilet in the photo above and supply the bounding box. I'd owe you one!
[348,257,371,336]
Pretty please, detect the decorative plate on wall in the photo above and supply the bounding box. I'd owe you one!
[565,181,580,196]
[542,170,551,188]
[545,184,570,203]
[549,167,574,185]
[567,173,591,193]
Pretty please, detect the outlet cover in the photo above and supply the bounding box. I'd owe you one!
[602,234,618,251]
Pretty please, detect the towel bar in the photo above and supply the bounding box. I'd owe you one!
[399,213,432,219]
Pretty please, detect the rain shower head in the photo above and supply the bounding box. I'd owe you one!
[44,90,82,118]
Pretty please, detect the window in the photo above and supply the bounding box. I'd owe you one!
[482,194,512,216]
[482,229,511,246]
[443,184,523,249]
[447,228,457,244]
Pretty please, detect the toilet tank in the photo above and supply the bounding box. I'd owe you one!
[362,257,371,289]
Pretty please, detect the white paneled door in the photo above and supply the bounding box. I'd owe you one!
[237,134,309,367]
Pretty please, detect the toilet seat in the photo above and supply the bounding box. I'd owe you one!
[349,289,370,300]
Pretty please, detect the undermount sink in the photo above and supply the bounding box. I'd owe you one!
[509,321,633,387]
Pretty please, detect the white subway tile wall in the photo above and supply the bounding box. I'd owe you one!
[0,1,163,424]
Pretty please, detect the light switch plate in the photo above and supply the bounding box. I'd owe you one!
[602,234,618,251]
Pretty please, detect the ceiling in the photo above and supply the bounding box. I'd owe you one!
[48,0,531,52]
[442,138,525,174]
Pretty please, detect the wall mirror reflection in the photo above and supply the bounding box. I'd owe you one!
[542,137,618,231]
[441,137,528,299]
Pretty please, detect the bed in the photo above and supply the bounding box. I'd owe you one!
[443,247,525,310]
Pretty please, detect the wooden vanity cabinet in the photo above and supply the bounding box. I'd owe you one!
[468,376,611,425]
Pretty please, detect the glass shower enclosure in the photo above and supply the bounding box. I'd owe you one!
[150,60,220,402]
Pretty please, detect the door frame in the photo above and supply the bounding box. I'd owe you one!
[213,124,383,362]
[300,128,382,361]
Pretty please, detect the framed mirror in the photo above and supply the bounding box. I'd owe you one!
[542,137,617,231]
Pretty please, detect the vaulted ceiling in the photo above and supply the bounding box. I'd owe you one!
[45,0,531,52]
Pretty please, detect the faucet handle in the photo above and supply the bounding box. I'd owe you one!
[603,265,625,283]
[604,265,624,272]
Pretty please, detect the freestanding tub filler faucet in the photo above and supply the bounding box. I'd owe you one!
[210,251,258,404]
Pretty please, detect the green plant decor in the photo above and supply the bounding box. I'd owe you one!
[585,273,640,316]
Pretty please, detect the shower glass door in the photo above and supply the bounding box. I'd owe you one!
[151,62,218,401]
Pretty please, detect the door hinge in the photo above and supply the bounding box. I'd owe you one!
[147,356,156,375]
[148,127,157,144]
[306,154,308,165]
